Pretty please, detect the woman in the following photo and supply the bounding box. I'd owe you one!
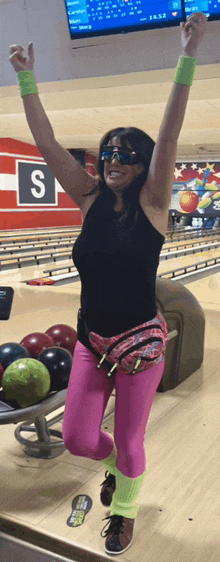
[9,12,207,555]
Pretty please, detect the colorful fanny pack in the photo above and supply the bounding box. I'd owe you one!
[83,309,168,377]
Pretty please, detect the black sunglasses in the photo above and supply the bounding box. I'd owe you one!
[100,146,140,165]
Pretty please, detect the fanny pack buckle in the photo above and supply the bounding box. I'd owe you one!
[107,362,119,378]
[97,352,108,369]
[131,358,142,375]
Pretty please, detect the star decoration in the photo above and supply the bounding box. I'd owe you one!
[205,163,215,174]
[173,162,218,184]
[197,167,204,175]
[174,167,183,179]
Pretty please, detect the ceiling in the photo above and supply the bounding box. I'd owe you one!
[1,62,220,159]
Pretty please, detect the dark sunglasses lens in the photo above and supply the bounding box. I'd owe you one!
[118,153,130,164]
[101,150,114,162]
[101,150,131,165]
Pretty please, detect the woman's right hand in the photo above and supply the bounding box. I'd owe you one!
[9,42,35,73]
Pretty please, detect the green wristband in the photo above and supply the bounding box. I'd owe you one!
[174,56,197,86]
[17,71,38,97]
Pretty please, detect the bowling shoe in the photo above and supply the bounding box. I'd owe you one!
[101,514,134,554]
[100,471,116,506]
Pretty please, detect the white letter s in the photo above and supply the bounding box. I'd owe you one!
[31,170,46,198]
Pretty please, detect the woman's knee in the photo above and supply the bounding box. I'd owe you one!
[63,427,100,458]
[115,439,146,478]
[114,436,144,461]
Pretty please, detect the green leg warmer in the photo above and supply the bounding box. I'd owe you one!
[110,468,146,519]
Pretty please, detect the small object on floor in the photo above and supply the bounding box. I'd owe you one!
[100,471,116,506]
[101,514,134,555]
[66,495,92,527]
[27,279,55,285]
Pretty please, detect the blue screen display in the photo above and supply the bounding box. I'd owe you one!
[65,0,183,39]
[184,0,218,19]
[65,0,218,40]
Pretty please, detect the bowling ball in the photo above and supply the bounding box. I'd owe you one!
[180,191,199,213]
[37,346,72,391]
[0,342,30,369]
[20,332,55,358]
[0,363,4,387]
[45,324,77,354]
[2,358,51,408]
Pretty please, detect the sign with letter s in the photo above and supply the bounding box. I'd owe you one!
[17,160,57,206]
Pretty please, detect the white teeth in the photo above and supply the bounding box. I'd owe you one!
[110,172,123,177]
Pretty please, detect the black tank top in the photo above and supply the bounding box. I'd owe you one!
[72,192,165,349]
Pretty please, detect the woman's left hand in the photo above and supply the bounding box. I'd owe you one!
[180,12,208,57]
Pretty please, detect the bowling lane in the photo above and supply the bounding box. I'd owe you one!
[162,230,220,250]
[0,223,219,349]
[2,229,219,258]
[1,226,219,276]
[158,243,220,276]
[0,227,78,240]
[0,259,75,285]
[0,238,219,348]
[1,225,219,285]
[0,237,76,253]
[0,248,72,262]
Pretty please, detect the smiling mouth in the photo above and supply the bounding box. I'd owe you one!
[109,171,125,177]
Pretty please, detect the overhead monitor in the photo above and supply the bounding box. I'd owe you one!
[65,0,217,42]
[65,0,183,41]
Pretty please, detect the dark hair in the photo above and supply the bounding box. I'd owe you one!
[84,127,155,223]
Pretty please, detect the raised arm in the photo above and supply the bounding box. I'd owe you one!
[9,43,97,208]
[140,12,208,212]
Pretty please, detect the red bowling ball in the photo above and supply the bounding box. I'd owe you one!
[45,324,77,355]
[20,332,55,359]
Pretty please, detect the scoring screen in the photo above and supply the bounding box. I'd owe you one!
[65,0,183,39]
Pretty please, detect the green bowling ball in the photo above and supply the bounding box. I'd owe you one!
[2,358,51,408]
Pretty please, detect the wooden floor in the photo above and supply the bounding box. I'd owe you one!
[0,228,220,562]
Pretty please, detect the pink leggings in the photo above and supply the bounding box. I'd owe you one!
[63,341,165,478]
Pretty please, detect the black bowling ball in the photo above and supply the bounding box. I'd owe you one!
[37,346,72,391]
[0,342,30,369]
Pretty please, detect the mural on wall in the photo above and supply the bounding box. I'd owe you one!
[171,161,220,217]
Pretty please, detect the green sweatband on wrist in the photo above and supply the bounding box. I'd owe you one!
[174,56,197,87]
[17,71,38,97]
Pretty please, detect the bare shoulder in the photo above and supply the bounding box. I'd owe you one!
[139,191,169,238]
